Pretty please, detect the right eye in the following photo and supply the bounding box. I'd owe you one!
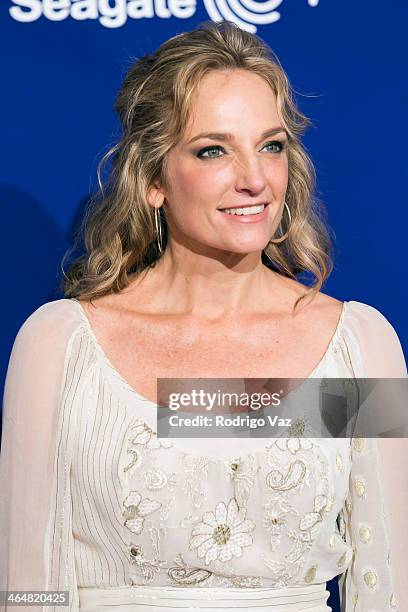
[196,146,225,159]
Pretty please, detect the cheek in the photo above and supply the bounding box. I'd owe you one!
[265,159,288,186]
[168,163,230,203]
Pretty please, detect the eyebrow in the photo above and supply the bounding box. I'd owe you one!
[186,127,288,145]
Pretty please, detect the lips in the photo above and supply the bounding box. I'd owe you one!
[217,202,270,223]
[217,202,269,211]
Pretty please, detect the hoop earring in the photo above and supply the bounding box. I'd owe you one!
[154,206,163,253]
[269,201,292,244]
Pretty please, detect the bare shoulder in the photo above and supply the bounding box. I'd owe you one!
[75,290,150,340]
[275,274,344,331]
[76,270,153,322]
[76,294,118,327]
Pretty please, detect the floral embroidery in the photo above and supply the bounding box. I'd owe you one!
[275,438,313,455]
[121,419,173,480]
[145,468,177,491]
[179,511,201,529]
[129,542,164,582]
[299,496,325,531]
[261,438,330,586]
[181,453,212,508]
[189,498,255,565]
[262,499,292,551]
[123,491,162,534]
[129,421,173,450]
[123,448,143,474]
[224,455,259,508]
[167,553,263,588]
[266,460,307,491]
[226,575,263,588]
[167,554,213,586]
[117,419,360,594]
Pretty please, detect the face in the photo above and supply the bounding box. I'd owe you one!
[148,68,289,258]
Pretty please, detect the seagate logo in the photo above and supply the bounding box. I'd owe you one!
[9,0,320,30]
[203,0,319,33]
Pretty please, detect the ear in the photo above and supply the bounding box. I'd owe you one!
[147,182,166,208]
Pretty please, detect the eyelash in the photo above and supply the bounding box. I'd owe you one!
[196,140,287,159]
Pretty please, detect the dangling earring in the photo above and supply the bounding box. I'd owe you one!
[269,201,292,244]
[154,206,163,253]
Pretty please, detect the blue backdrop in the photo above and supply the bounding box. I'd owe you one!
[2,2,407,609]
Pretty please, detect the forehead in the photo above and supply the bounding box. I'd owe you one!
[184,69,280,137]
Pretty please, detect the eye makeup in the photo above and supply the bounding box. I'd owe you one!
[195,139,288,159]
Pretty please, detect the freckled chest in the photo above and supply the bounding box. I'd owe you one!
[97,313,321,403]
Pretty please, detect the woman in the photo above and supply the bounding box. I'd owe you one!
[0,20,406,612]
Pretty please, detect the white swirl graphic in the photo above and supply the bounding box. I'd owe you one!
[203,0,320,33]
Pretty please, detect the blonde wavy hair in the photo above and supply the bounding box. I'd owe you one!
[61,20,333,308]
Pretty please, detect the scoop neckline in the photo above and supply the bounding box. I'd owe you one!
[70,297,349,407]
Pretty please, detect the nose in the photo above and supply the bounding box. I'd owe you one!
[234,153,267,196]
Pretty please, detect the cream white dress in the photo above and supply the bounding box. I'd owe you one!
[0,298,407,611]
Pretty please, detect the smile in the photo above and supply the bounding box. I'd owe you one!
[217,203,269,223]
[220,204,266,216]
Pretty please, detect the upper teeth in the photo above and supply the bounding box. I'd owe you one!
[221,204,265,216]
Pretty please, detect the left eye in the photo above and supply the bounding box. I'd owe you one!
[263,140,286,154]
[196,140,286,159]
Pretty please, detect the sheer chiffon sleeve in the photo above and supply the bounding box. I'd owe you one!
[337,302,408,611]
[0,300,82,611]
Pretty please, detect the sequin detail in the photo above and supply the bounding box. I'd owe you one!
[358,525,371,544]
[363,569,378,589]
[304,565,316,583]
[354,477,366,498]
